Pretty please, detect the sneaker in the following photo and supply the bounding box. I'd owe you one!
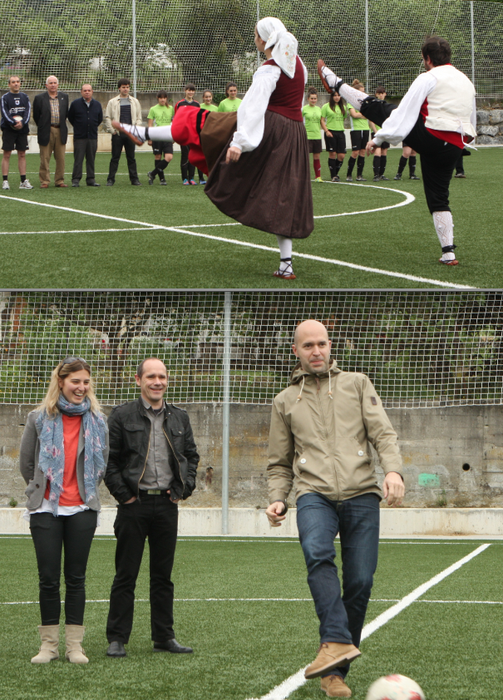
[410,174,420,180]
[182,179,190,185]
[131,179,142,186]
[189,179,197,185]
[305,643,361,680]
[147,171,155,185]
[160,178,167,185]
[106,180,114,186]
[321,675,352,698]
[346,176,353,182]
[454,172,466,178]
[373,175,380,182]
[439,257,459,266]
[394,173,402,180]
[199,179,207,185]
[2,180,10,190]
[315,177,323,183]
[19,179,33,189]
[331,175,340,182]
[111,120,145,145]
[380,175,390,181]
[356,176,366,181]
[317,59,339,94]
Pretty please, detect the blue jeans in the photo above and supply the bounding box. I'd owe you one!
[296,492,379,675]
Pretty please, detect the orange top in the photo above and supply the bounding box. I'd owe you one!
[44,415,84,506]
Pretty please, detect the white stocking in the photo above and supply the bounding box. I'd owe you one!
[119,124,146,140]
[433,211,455,260]
[147,125,173,142]
[338,83,368,108]
[276,235,293,271]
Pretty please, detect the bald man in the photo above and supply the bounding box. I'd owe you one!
[266,320,404,698]
[68,84,103,186]
[33,75,69,187]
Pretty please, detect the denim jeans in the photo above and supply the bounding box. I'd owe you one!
[296,492,379,675]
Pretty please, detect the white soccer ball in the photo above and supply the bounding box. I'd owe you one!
[365,674,425,700]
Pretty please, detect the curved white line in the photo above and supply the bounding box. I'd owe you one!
[313,182,415,219]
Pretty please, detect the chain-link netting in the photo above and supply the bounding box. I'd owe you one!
[0,1,501,99]
[1,290,502,408]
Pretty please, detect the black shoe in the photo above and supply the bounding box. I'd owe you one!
[394,173,402,180]
[380,176,390,181]
[147,171,155,185]
[87,181,100,187]
[410,174,420,180]
[72,182,80,187]
[373,175,380,181]
[160,178,167,186]
[131,179,142,186]
[107,641,127,657]
[356,176,366,181]
[153,639,193,654]
[106,180,114,186]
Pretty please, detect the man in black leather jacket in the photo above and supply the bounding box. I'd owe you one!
[105,357,199,658]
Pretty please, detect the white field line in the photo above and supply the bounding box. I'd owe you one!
[246,543,491,700]
[0,227,160,236]
[0,194,472,290]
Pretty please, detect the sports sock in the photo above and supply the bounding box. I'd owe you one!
[433,211,455,260]
[158,160,169,176]
[357,156,365,177]
[276,234,293,261]
[397,155,407,175]
[147,125,173,141]
[334,159,343,175]
[20,174,26,182]
[409,155,417,176]
[328,158,336,178]
[314,158,321,178]
[379,155,387,176]
[373,155,381,177]
[346,156,356,176]
[3,175,8,181]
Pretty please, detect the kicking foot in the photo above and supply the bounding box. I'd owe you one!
[305,643,361,679]
[317,60,341,94]
[111,120,145,146]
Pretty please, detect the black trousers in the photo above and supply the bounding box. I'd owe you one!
[106,494,178,644]
[72,138,97,184]
[108,133,139,183]
[360,97,462,214]
[30,509,97,625]
[180,144,195,181]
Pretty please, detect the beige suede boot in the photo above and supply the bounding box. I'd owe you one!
[31,625,60,663]
[304,643,361,679]
[65,625,89,664]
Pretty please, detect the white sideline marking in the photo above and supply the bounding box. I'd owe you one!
[0,194,472,289]
[0,227,160,236]
[246,543,491,700]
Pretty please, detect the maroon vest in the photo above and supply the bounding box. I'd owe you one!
[264,56,305,122]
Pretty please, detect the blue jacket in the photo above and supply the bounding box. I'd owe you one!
[1,91,31,134]
[68,97,103,140]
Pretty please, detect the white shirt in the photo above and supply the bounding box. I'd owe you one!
[374,70,477,147]
[230,60,308,152]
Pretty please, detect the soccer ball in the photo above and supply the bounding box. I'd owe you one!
[365,674,425,700]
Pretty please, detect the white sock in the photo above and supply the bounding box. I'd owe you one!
[433,211,455,260]
[147,125,173,142]
[338,83,368,108]
[276,235,293,269]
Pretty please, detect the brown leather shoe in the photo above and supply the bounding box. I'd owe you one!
[304,643,361,679]
[55,183,68,187]
[40,183,49,188]
[321,675,352,697]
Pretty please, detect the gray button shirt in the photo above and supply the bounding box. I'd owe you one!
[139,398,174,490]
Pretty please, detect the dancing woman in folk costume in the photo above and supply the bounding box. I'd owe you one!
[113,17,314,280]
[19,357,108,665]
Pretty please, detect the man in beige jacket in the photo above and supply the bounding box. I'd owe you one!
[105,78,142,186]
[266,320,404,699]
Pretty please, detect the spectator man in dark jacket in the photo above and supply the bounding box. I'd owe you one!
[33,75,69,187]
[104,357,199,659]
[68,84,103,187]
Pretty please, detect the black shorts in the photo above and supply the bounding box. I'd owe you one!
[308,139,322,154]
[324,132,346,154]
[350,130,370,151]
[372,134,390,150]
[2,129,28,152]
[152,141,173,156]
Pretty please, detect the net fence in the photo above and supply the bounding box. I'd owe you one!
[1,289,502,408]
[1,0,502,100]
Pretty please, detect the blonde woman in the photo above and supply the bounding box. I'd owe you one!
[19,357,108,664]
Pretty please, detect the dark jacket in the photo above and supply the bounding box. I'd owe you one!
[33,91,69,145]
[1,91,31,134]
[104,398,199,504]
[68,97,103,140]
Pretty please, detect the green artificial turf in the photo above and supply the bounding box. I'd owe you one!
[0,536,501,700]
[0,148,501,288]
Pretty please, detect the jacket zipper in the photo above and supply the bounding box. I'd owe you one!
[163,427,184,487]
[137,422,151,495]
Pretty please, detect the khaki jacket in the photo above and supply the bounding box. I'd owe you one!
[267,361,402,504]
[104,94,142,134]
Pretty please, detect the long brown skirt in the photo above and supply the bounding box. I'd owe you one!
[204,111,314,239]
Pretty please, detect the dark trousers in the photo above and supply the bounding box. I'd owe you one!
[108,133,139,183]
[296,493,380,679]
[72,138,97,184]
[361,97,462,214]
[180,144,195,181]
[30,509,98,625]
[106,494,178,644]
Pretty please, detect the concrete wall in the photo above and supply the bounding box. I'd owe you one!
[1,403,503,511]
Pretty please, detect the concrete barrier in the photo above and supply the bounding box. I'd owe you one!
[1,507,502,538]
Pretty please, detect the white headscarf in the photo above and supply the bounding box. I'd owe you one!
[256,17,298,79]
